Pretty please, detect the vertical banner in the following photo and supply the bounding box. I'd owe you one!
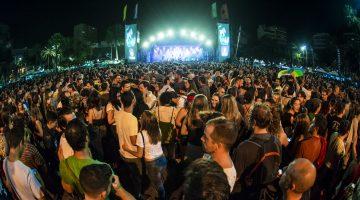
[220,3,229,21]
[123,5,127,22]
[125,24,138,62]
[217,23,230,61]
[134,3,138,19]
[211,2,217,19]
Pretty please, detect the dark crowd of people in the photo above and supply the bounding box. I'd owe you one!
[0,62,359,200]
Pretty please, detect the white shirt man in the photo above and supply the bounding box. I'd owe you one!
[115,109,138,159]
[139,81,157,109]
[201,117,237,192]
[158,85,174,97]
[143,91,157,109]
[114,91,142,198]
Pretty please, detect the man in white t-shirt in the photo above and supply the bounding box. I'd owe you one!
[139,81,157,109]
[201,117,237,192]
[158,77,175,97]
[114,91,142,198]
[3,125,44,200]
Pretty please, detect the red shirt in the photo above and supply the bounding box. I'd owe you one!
[295,136,322,163]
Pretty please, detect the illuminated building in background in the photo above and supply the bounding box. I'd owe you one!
[312,33,331,50]
[257,25,287,46]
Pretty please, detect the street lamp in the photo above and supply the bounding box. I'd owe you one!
[300,45,307,66]
[300,45,306,51]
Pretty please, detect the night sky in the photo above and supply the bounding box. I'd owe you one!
[0,0,354,48]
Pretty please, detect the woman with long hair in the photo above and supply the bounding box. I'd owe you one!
[345,102,360,164]
[210,93,221,112]
[181,94,210,161]
[184,78,198,94]
[268,106,289,147]
[242,88,256,124]
[221,94,242,125]
[175,92,195,161]
[102,86,121,165]
[132,88,149,119]
[221,94,249,148]
[123,111,167,200]
[281,97,302,135]
[154,91,179,160]
[285,113,311,163]
[87,91,107,161]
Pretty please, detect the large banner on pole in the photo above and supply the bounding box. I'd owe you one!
[217,23,230,61]
[125,24,138,62]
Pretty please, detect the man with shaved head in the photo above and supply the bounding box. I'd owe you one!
[279,158,317,200]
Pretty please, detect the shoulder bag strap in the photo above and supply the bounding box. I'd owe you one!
[64,159,81,193]
[170,107,175,124]
[248,152,280,178]
[140,131,145,157]
[246,137,280,178]
[4,159,20,200]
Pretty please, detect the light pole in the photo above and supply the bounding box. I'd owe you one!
[301,45,307,66]
[311,46,315,67]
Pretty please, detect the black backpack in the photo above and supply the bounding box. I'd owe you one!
[244,135,281,200]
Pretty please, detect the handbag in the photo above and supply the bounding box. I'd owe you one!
[140,131,148,178]
[157,107,176,144]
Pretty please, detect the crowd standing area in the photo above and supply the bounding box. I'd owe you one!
[0,62,359,200]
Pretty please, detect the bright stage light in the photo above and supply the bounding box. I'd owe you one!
[150,36,156,42]
[190,31,197,38]
[205,40,212,46]
[199,34,205,41]
[167,29,174,37]
[180,29,187,36]
[157,32,165,40]
[143,41,150,48]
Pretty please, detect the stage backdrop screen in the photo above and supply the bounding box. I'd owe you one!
[217,23,230,61]
[125,24,138,62]
[151,45,204,62]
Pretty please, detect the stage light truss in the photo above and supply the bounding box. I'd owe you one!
[142,28,212,48]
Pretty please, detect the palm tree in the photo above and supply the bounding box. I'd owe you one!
[41,47,55,68]
[106,25,125,60]
[52,44,62,67]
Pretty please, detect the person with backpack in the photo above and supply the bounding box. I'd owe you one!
[154,91,179,160]
[231,103,282,200]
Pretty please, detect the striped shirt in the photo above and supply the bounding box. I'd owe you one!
[20,143,45,170]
